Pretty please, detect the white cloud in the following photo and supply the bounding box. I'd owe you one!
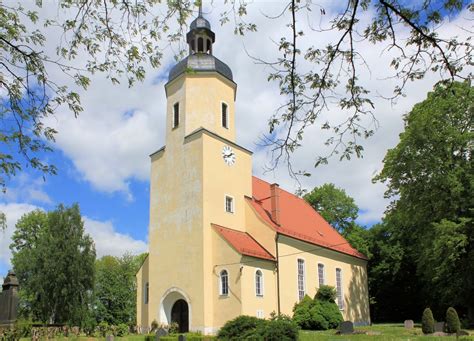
[83,217,148,258]
[2,174,53,205]
[0,203,147,271]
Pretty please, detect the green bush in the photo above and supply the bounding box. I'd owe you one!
[292,295,314,330]
[313,301,343,329]
[14,318,33,338]
[421,308,435,334]
[445,307,461,333]
[217,315,265,340]
[253,315,298,341]
[292,287,343,331]
[116,323,129,336]
[315,285,337,302]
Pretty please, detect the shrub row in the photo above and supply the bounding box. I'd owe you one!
[421,307,462,334]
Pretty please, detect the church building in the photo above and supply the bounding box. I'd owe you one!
[136,10,370,335]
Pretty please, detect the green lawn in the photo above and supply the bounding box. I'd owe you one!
[299,324,474,340]
[19,324,474,340]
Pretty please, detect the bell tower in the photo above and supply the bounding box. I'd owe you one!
[164,8,237,145]
[141,7,252,334]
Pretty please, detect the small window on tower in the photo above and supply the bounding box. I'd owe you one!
[222,103,228,128]
[173,103,179,128]
[198,37,204,52]
[225,195,234,213]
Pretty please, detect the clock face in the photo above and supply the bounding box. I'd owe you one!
[222,145,236,166]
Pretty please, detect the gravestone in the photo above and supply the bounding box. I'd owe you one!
[155,327,168,340]
[434,321,445,333]
[404,320,414,329]
[339,321,354,334]
[0,271,19,326]
[178,335,186,341]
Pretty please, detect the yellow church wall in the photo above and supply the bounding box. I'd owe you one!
[240,258,278,319]
[212,230,243,332]
[244,201,277,256]
[201,132,252,331]
[144,75,208,330]
[277,235,370,325]
[136,255,149,330]
[184,74,236,141]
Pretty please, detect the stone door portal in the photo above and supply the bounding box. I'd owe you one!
[171,299,189,333]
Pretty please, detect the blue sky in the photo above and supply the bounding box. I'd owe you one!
[0,1,470,275]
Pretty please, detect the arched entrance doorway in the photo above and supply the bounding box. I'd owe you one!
[171,299,189,332]
[159,287,192,332]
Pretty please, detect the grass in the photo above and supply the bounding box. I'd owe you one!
[299,323,474,340]
[19,324,474,340]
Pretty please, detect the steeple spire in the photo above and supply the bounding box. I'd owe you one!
[187,4,215,55]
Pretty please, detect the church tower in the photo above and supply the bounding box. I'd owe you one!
[137,8,253,334]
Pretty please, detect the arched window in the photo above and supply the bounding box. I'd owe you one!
[220,270,229,296]
[336,268,344,309]
[255,270,263,296]
[318,263,325,287]
[198,37,204,52]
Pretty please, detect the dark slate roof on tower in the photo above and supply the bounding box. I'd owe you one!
[190,16,211,30]
[168,7,233,83]
[168,54,233,83]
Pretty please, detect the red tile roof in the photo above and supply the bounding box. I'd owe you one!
[212,224,275,261]
[250,176,367,260]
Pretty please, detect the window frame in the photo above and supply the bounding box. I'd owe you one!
[336,268,344,310]
[221,102,229,129]
[219,269,229,296]
[297,258,306,301]
[317,263,325,287]
[255,269,264,297]
[224,194,234,214]
[172,102,180,128]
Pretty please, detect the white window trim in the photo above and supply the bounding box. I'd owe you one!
[221,101,229,129]
[172,102,179,128]
[224,194,234,214]
[297,258,306,301]
[317,262,326,287]
[255,269,264,297]
[336,268,344,310]
[219,269,229,297]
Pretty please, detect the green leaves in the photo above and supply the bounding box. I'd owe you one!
[10,204,96,325]
[304,183,359,235]
[373,81,474,322]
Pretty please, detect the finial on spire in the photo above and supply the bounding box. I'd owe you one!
[198,1,203,17]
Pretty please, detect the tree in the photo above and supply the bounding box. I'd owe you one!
[94,253,147,326]
[303,183,371,256]
[374,81,473,321]
[0,1,472,186]
[10,204,96,325]
[304,183,358,235]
